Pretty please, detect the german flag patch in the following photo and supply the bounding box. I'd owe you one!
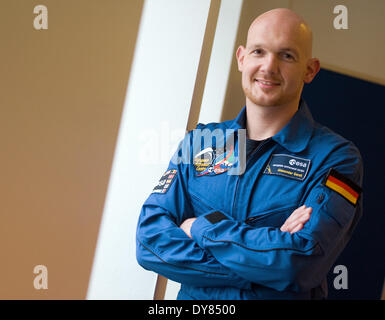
[322,168,362,206]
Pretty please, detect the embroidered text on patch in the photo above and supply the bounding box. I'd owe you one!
[263,154,311,181]
[194,145,236,176]
[152,169,177,194]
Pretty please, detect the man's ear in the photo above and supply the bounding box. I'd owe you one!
[236,46,246,72]
[304,58,320,84]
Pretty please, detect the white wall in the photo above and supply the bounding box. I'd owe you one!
[164,0,243,300]
[198,0,243,124]
[87,0,211,299]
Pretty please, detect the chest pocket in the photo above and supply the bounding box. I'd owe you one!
[245,204,298,228]
[189,192,217,217]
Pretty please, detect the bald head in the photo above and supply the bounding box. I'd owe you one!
[236,8,320,110]
[247,8,313,59]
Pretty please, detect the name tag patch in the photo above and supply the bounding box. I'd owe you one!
[264,154,311,181]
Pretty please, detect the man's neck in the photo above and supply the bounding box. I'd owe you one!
[245,98,300,141]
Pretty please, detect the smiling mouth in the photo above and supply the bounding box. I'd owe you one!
[254,79,281,87]
[254,79,280,86]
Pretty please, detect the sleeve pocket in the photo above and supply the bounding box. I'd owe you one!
[302,185,356,252]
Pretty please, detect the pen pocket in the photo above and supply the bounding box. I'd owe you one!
[245,204,298,228]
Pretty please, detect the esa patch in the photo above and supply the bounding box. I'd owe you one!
[322,168,362,206]
[263,154,311,181]
[152,169,177,194]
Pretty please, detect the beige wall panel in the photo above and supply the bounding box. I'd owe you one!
[0,0,143,298]
[292,0,385,85]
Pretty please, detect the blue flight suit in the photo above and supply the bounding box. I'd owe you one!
[136,99,363,300]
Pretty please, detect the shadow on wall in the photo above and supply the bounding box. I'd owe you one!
[302,69,385,300]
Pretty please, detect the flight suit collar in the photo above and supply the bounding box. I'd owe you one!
[228,99,314,153]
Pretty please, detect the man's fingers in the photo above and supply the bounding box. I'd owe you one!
[285,208,312,229]
[179,218,197,238]
[290,223,303,234]
[280,206,312,233]
[285,215,309,232]
[283,205,306,225]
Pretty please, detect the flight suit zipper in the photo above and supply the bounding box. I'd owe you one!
[231,138,271,215]
[245,204,297,224]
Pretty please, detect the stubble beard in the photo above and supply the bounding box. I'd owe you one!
[243,84,282,107]
[243,80,301,108]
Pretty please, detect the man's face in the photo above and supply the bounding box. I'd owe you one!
[237,16,313,107]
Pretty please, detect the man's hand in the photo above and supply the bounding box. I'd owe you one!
[180,205,311,238]
[280,205,312,234]
[180,218,197,238]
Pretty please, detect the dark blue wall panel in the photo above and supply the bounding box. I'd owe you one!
[302,68,385,299]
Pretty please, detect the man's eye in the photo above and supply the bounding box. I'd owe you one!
[253,49,263,55]
[282,52,294,60]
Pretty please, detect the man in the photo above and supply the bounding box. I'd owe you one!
[136,8,363,300]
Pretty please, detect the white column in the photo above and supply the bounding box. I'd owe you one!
[165,0,243,300]
[87,0,211,299]
[198,0,243,124]
[164,0,243,300]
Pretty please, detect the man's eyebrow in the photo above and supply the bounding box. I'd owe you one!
[247,43,263,49]
[279,47,300,57]
[247,44,300,57]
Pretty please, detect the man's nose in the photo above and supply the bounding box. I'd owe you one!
[260,53,279,75]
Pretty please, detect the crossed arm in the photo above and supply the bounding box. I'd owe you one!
[137,164,361,292]
[137,135,362,292]
[180,205,313,238]
[137,185,317,291]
